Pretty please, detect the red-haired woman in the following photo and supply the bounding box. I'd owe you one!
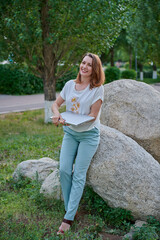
[52,53,105,234]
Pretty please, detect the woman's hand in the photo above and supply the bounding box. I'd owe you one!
[52,114,66,126]
[51,95,66,126]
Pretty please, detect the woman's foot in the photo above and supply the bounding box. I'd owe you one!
[57,219,73,235]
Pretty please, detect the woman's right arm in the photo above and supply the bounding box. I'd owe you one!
[51,95,65,126]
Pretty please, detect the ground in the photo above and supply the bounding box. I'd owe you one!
[74,209,124,240]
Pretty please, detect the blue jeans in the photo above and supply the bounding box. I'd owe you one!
[60,126,100,221]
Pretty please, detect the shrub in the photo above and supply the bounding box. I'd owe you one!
[0,64,43,95]
[104,66,120,83]
[147,216,160,235]
[121,69,137,79]
[124,62,129,69]
[132,225,159,240]
[143,71,153,78]
[137,71,153,79]
[82,186,133,230]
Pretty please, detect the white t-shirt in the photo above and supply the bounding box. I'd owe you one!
[60,80,104,132]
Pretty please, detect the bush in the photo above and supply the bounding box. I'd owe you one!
[133,225,159,240]
[0,64,43,95]
[143,71,153,78]
[124,62,129,69]
[147,216,160,235]
[121,69,137,79]
[104,66,120,83]
[137,71,153,79]
[82,186,133,230]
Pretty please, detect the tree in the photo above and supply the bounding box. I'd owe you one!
[126,0,160,78]
[109,29,134,68]
[100,29,136,68]
[0,0,136,122]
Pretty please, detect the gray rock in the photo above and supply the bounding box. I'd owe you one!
[13,157,58,181]
[40,169,63,200]
[101,79,160,163]
[123,232,133,240]
[123,220,147,240]
[87,124,160,221]
[134,220,147,228]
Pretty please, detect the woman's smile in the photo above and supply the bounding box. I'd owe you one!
[81,69,88,73]
[80,56,92,78]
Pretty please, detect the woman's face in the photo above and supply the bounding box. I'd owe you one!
[79,56,93,78]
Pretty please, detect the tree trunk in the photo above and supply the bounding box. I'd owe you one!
[129,48,132,69]
[139,63,143,81]
[140,72,143,81]
[43,72,56,123]
[40,0,57,123]
[152,64,157,79]
[110,47,114,66]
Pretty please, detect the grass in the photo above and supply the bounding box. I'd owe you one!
[0,109,160,240]
[137,78,160,84]
[0,109,63,186]
[0,109,65,239]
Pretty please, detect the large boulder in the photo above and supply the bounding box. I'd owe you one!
[100,79,160,163]
[13,157,58,181]
[40,169,62,200]
[87,124,160,221]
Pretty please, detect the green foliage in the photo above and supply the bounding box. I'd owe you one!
[0,109,108,239]
[124,62,130,69]
[137,78,160,84]
[0,0,137,99]
[0,64,43,94]
[0,185,64,240]
[56,66,78,91]
[143,70,153,79]
[121,69,137,79]
[9,173,32,190]
[7,172,62,212]
[110,29,133,63]
[126,0,160,64]
[132,225,159,240]
[0,110,160,239]
[147,216,160,235]
[104,66,121,83]
[125,216,160,240]
[0,109,64,166]
[82,186,133,231]
[137,70,152,79]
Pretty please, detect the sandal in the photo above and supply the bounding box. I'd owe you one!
[57,229,64,235]
[57,218,73,235]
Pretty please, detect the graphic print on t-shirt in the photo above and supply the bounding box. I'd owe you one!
[70,97,80,114]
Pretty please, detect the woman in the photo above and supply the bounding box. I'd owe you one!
[51,53,105,234]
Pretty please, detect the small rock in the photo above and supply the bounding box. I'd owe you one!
[13,157,58,182]
[123,220,147,240]
[40,169,63,200]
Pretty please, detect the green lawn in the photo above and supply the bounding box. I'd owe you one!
[0,109,114,240]
[0,109,159,240]
[137,78,160,84]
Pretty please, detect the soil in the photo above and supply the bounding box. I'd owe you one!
[76,209,124,240]
[100,232,123,240]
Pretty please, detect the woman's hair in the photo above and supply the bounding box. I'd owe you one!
[75,53,105,88]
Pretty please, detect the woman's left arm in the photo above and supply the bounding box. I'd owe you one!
[88,99,102,120]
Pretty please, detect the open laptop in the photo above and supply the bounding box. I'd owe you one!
[51,111,94,126]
